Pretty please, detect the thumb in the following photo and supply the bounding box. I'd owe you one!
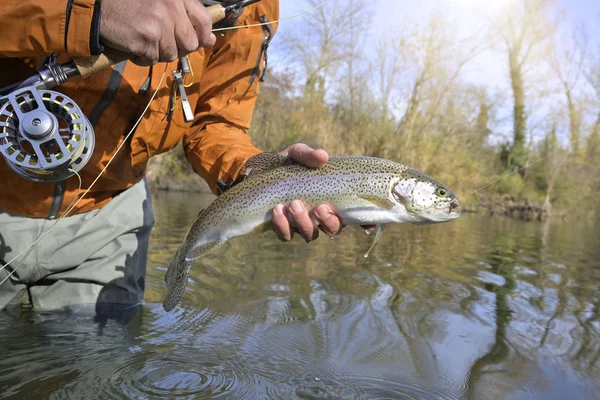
[282,143,329,168]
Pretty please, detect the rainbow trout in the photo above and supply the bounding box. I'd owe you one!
[163,155,460,311]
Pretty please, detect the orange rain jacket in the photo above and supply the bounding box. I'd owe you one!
[0,0,278,218]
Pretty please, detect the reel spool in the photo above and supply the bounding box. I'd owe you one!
[0,86,94,182]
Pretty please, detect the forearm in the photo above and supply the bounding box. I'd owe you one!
[183,0,279,193]
[184,122,262,194]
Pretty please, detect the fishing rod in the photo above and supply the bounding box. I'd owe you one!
[0,0,262,183]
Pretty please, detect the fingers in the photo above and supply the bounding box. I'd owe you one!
[272,204,293,241]
[273,202,348,243]
[288,201,319,242]
[158,25,179,62]
[131,43,160,66]
[184,0,217,48]
[175,12,201,58]
[272,201,320,243]
[99,0,216,68]
[283,143,329,168]
[313,204,343,236]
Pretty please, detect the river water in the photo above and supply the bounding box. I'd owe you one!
[1,190,599,399]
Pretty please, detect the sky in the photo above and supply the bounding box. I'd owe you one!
[271,0,600,143]
[276,0,600,89]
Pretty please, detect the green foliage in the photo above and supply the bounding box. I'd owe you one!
[498,175,526,197]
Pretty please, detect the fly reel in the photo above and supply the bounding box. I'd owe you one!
[0,86,94,182]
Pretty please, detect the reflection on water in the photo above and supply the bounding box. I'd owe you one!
[1,190,599,399]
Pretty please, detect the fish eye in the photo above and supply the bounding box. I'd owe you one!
[436,188,448,197]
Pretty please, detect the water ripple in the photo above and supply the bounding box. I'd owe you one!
[109,357,257,399]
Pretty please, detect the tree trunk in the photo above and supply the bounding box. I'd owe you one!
[475,100,491,150]
[508,50,527,174]
[542,179,554,219]
[565,88,581,156]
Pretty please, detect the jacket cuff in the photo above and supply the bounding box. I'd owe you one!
[184,123,263,194]
[89,1,104,55]
[65,0,102,56]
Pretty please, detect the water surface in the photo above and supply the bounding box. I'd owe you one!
[1,190,599,399]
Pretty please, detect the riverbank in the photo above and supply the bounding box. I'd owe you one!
[471,194,550,221]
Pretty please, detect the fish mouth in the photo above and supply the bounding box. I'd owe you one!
[448,199,460,214]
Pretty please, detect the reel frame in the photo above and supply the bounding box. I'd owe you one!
[0,86,95,182]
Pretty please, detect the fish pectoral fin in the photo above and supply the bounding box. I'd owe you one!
[243,152,294,178]
[356,195,395,209]
[364,225,385,258]
[250,221,273,235]
[187,240,223,260]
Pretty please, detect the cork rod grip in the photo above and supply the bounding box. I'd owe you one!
[72,4,227,78]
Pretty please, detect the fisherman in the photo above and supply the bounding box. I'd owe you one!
[0,0,350,312]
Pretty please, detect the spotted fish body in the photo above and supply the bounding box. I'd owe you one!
[163,156,460,311]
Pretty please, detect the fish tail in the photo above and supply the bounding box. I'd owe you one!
[162,239,225,312]
[162,249,192,312]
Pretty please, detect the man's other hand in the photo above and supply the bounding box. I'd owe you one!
[100,0,216,66]
[272,143,376,242]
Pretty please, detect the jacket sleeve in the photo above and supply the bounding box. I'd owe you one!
[183,0,279,194]
[0,0,103,57]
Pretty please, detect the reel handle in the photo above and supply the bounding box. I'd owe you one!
[72,4,227,78]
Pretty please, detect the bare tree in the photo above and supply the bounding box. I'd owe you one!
[491,0,558,173]
[283,0,369,103]
[549,25,588,156]
[391,14,484,164]
[340,0,372,126]
[374,38,402,123]
[584,37,600,163]
[539,123,567,216]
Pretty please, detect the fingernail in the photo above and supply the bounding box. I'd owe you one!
[273,205,283,216]
[290,201,303,214]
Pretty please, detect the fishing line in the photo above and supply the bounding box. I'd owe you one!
[0,65,169,278]
[211,0,333,32]
[0,1,332,284]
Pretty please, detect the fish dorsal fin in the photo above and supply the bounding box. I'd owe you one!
[243,152,294,178]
